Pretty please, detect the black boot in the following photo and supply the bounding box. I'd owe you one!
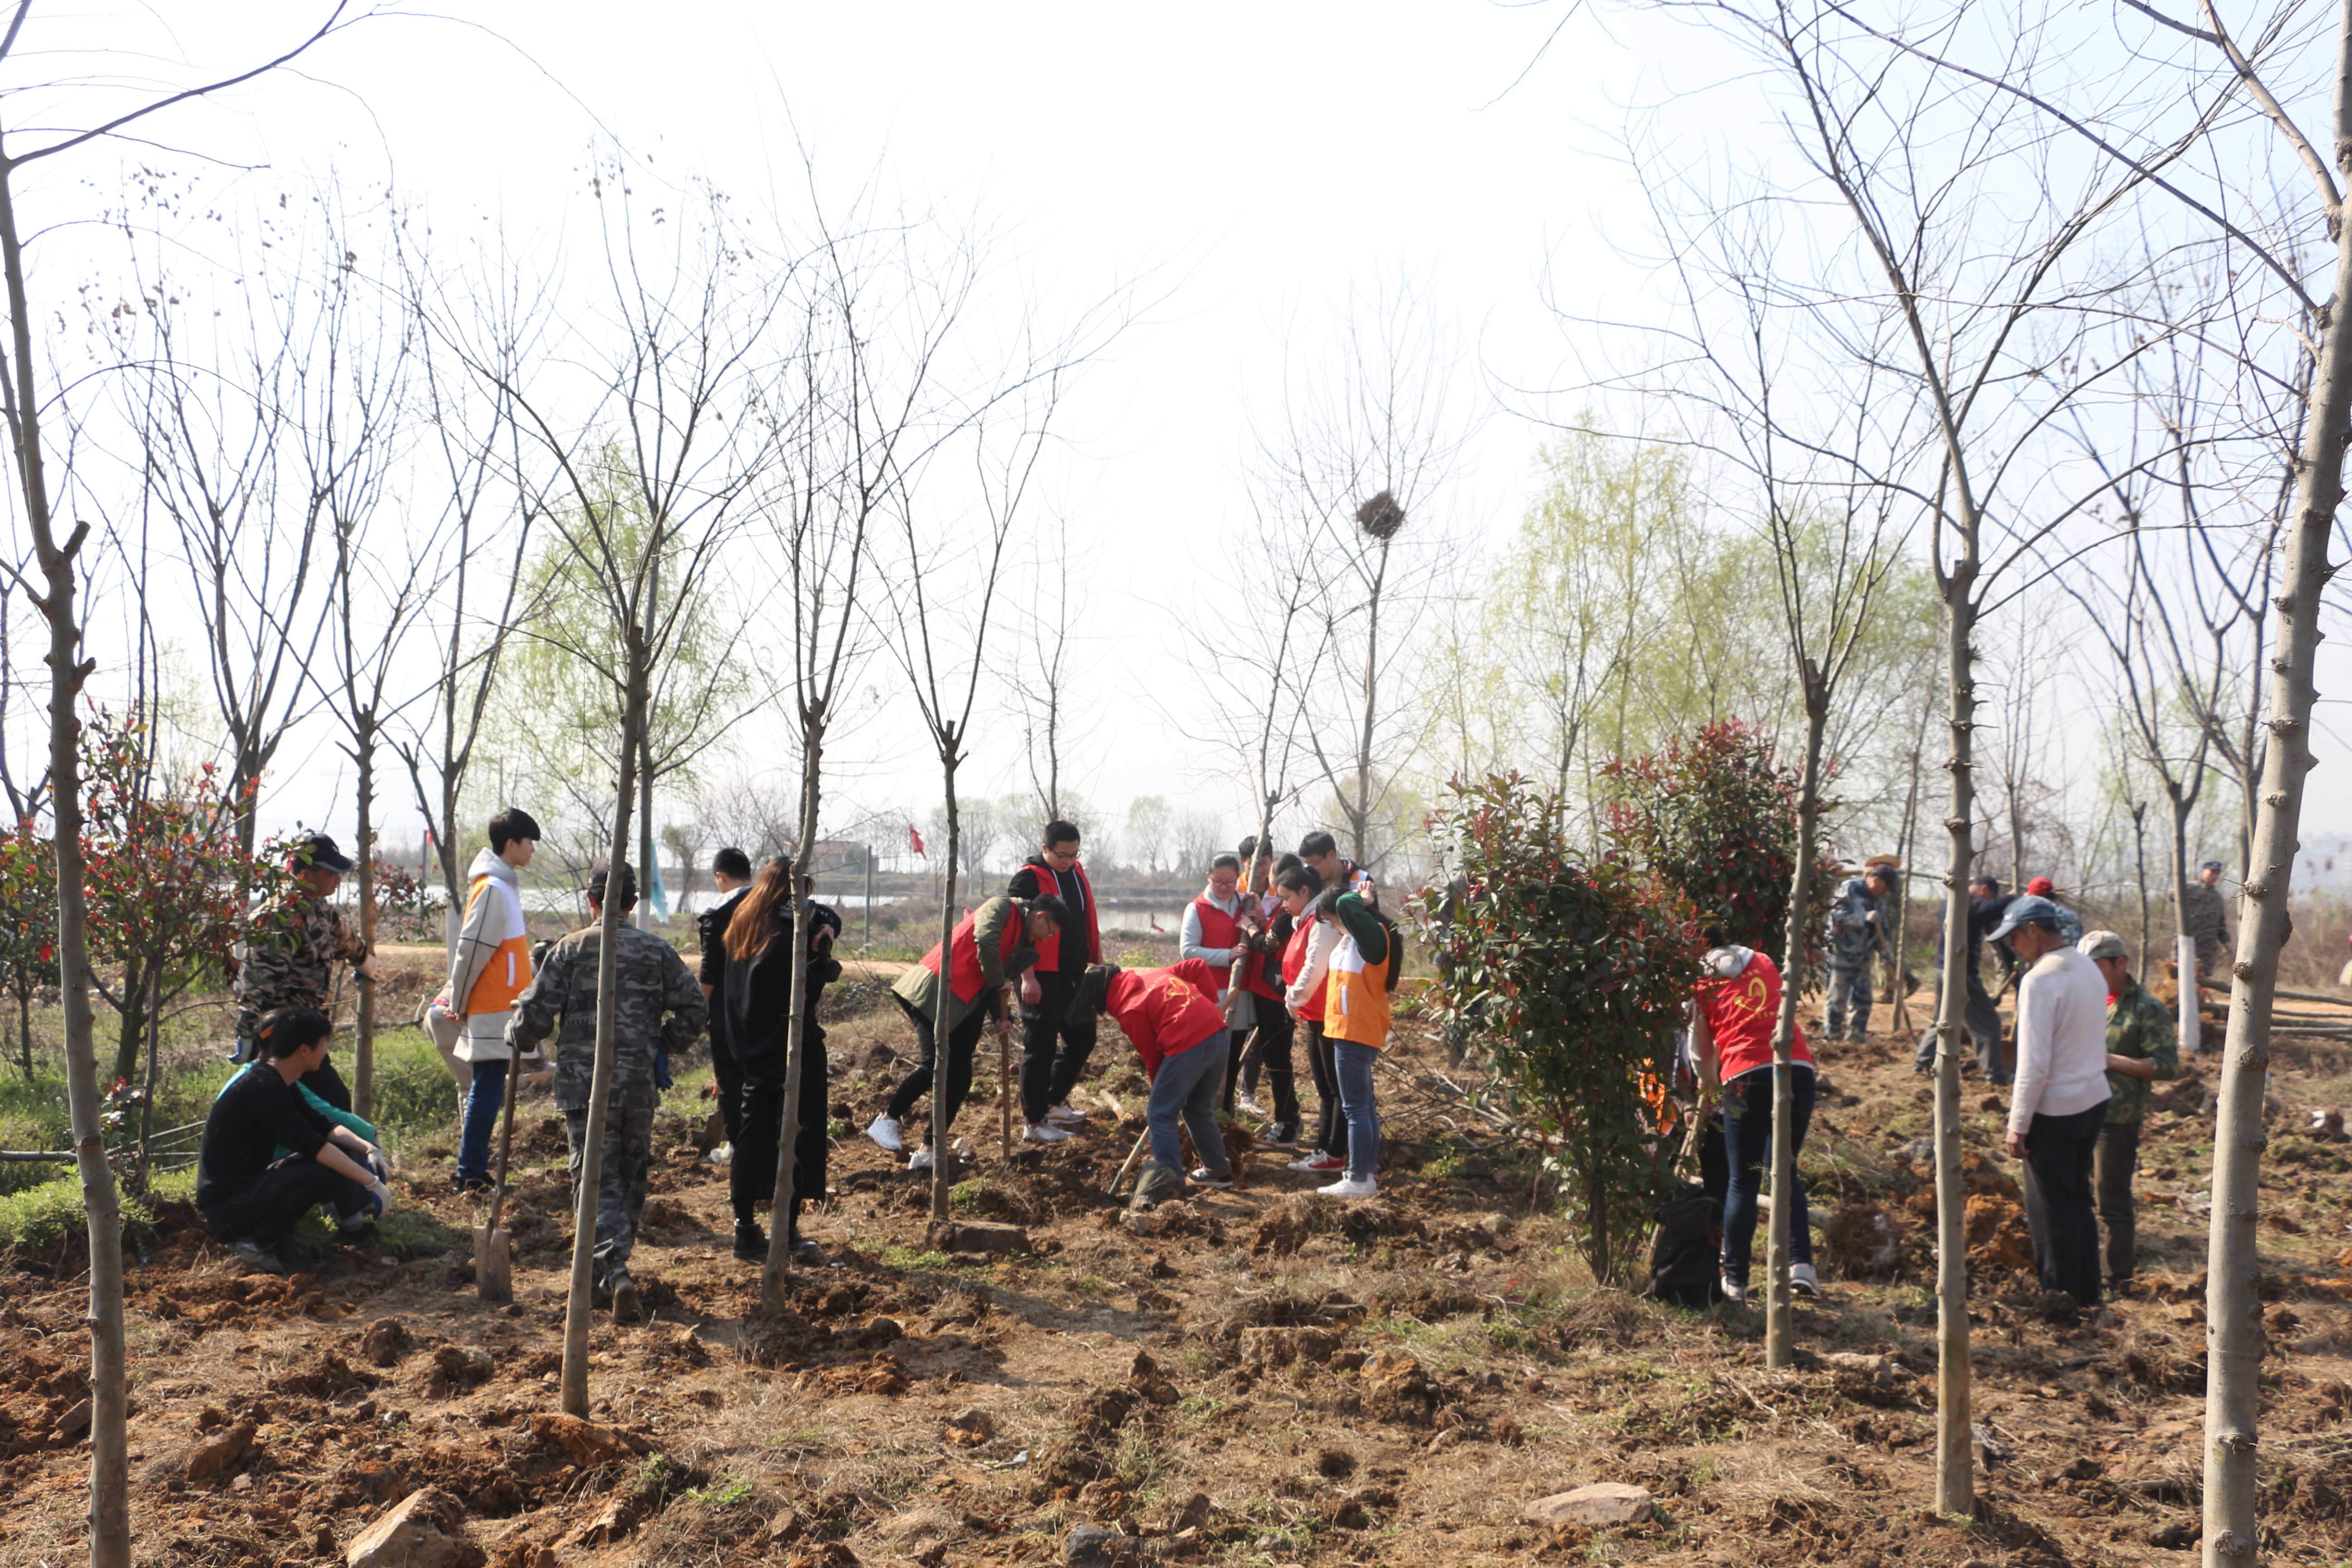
[732,1218,767,1262]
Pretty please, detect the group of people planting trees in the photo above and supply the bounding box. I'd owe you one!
[196,755,2187,1336]
[191,811,1406,1313]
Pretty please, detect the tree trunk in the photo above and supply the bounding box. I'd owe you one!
[2132,802,2151,973]
[2202,44,2352,1549]
[931,774,960,1222]
[2,146,134,1567]
[559,647,645,1418]
[18,988,33,1082]
[1931,579,1980,1518]
[354,719,377,1120]
[760,715,827,1314]
[108,956,144,1086]
[1767,666,1830,1369]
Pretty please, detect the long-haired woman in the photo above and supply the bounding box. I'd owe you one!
[722,857,844,1263]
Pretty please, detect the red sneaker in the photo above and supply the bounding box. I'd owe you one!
[1288,1153,1344,1172]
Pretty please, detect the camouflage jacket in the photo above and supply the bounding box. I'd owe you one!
[234,892,370,1039]
[1823,877,1885,961]
[505,921,707,1113]
[2180,881,2228,943]
[2104,975,2180,1126]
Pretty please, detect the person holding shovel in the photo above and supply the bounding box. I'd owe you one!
[721,856,844,1263]
[506,862,707,1322]
[441,808,544,1194]
[1066,957,1235,1191]
[873,893,1067,1171]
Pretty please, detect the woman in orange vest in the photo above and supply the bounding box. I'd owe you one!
[1313,887,1390,1199]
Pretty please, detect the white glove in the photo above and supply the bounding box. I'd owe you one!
[365,1178,393,1219]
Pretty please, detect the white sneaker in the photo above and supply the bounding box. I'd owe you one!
[1790,1263,1820,1298]
[1236,1093,1265,1117]
[708,1142,735,1167]
[1045,1104,1089,1126]
[1721,1274,1749,1304]
[866,1115,904,1153]
[907,1148,936,1172]
[1315,1177,1377,1199]
[1023,1122,1071,1144]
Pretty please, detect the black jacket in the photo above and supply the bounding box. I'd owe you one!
[722,899,845,1073]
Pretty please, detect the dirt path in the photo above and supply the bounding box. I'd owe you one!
[6,992,2352,1567]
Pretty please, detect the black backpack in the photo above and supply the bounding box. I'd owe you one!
[1641,1185,1725,1308]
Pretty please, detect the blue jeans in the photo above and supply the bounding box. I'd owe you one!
[1146,1029,1230,1176]
[456,1058,510,1186]
[1719,1064,1814,1288]
[1332,1042,1380,1181]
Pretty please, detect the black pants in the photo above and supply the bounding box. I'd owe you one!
[1914,967,2006,1078]
[709,1019,745,1146]
[1228,1004,1300,1124]
[2021,1100,2109,1305]
[201,1156,370,1244]
[1304,1019,1350,1161]
[2095,1117,2141,1289]
[887,995,987,1133]
[734,1033,829,1240]
[1019,968,1095,1123]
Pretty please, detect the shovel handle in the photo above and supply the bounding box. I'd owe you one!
[484,1055,522,1233]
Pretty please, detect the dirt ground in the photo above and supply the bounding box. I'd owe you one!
[5,962,2352,1568]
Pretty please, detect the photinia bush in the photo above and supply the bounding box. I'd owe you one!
[0,822,58,1081]
[1602,718,1834,994]
[1424,772,1696,1286]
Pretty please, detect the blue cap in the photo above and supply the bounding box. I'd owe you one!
[1987,894,2059,944]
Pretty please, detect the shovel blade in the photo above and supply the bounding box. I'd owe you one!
[473,1225,512,1304]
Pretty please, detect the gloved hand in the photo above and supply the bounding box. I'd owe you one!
[363,1147,391,1183]
[364,1178,393,1220]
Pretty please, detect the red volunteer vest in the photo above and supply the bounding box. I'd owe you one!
[1191,893,1242,987]
[1281,920,1327,1022]
[1245,900,1286,1001]
[1697,951,1812,1081]
[921,911,1023,1003]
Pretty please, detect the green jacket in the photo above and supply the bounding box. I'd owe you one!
[892,896,1039,1033]
[2104,974,2179,1125]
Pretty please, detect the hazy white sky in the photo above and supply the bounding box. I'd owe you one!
[17,1,2348,872]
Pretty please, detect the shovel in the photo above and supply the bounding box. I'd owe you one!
[473,1059,521,1303]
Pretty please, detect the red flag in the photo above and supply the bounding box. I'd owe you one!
[909,823,926,857]
[1149,914,1166,933]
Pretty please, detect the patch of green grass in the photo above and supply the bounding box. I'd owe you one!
[1175,1393,1229,1426]
[1073,1273,1109,1298]
[0,1173,158,1254]
[950,1178,989,1212]
[686,1477,754,1508]
[877,1246,951,1272]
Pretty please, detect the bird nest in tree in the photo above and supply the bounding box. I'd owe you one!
[1356,490,1405,540]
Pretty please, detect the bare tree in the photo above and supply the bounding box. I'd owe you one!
[0,9,370,1560]
[1652,0,2197,1512]
[1793,2,2352,1540]
[391,230,551,959]
[1255,279,1471,872]
[422,162,790,1415]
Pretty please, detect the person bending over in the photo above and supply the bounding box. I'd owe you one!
[1067,958,1234,1191]
[1689,927,1818,1304]
[874,895,1066,1171]
[197,1007,392,1275]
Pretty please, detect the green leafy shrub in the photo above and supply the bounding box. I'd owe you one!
[1426,772,1695,1285]
[1602,718,1834,991]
